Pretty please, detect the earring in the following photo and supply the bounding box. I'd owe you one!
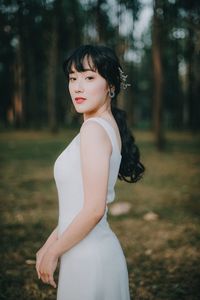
[109,90,115,98]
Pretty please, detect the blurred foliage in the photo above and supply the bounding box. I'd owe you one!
[0,0,199,132]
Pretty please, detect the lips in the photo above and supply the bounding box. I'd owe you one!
[75,97,86,104]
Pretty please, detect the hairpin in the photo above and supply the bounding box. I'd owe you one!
[118,67,131,89]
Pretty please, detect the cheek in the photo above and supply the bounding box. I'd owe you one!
[68,85,75,100]
[68,84,72,94]
[90,81,108,97]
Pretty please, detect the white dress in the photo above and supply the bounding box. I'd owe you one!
[54,117,131,300]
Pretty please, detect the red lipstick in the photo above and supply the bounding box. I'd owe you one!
[75,97,86,104]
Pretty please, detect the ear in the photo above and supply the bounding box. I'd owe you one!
[109,84,115,92]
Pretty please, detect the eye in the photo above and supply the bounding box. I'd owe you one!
[86,76,94,80]
[69,77,76,82]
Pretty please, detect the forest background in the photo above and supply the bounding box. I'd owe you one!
[0,0,200,300]
[1,0,200,145]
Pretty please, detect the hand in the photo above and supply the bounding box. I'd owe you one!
[36,246,48,280]
[38,247,58,288]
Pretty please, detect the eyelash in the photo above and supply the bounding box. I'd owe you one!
[69,76,94,81]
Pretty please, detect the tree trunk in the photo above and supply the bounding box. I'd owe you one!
[95,0,105,43]
[152,0,165,150]
[187,23,197,131]
[12,36,24,128]
[46,16,58,132]
[24,47,38,127]
[173,37,183,129]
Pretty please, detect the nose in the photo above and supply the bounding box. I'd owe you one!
[74,79,84,93]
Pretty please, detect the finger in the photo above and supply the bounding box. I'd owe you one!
[44,273,49,284]
[37,269,41,279]
[35,264,40,279]
[40,273,45,283]
[35,263,39,275]
[40,272,48,284]
[48,274,57,288]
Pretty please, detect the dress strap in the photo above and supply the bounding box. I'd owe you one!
[83,117,121,157]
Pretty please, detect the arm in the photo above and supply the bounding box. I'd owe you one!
[37,226,58,256]
[41,227,58,250]
[39,121,112,285]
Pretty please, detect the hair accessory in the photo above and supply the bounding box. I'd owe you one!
[118,67,131,89]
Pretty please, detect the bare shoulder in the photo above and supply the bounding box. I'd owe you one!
[80,119,106,138]
[80,119,112,154]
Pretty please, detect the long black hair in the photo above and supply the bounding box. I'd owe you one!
[63,45,145,183]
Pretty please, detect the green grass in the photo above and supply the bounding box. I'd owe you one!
[0,129,200,300]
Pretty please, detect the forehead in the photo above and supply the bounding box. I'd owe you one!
[70,55,97,73]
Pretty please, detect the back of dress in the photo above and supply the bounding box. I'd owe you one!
[54,117,131,300]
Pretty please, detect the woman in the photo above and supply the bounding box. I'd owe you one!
[36,45,145,300]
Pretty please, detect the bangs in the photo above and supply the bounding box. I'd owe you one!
[63,46,99,78]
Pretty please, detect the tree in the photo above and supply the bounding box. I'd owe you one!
[177,0,200,131]
[152,0,165,150]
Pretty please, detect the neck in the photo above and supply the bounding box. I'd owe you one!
[83,103,112,122]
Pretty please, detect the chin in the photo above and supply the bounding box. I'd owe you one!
[74,107,87,113]
[74,105,96,114]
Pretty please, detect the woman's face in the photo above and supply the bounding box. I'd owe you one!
[68,58,110,115]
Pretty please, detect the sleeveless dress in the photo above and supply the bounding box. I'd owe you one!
[54,117,131,300]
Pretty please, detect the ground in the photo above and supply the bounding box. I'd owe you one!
[0,129,200,300]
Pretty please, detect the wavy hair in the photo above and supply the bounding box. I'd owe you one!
[63,45,145,183]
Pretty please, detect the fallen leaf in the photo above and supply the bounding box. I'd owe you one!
[109,202,131,216]
[143,211,159,221]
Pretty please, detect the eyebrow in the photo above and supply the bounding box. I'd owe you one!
[69,68,96,74]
